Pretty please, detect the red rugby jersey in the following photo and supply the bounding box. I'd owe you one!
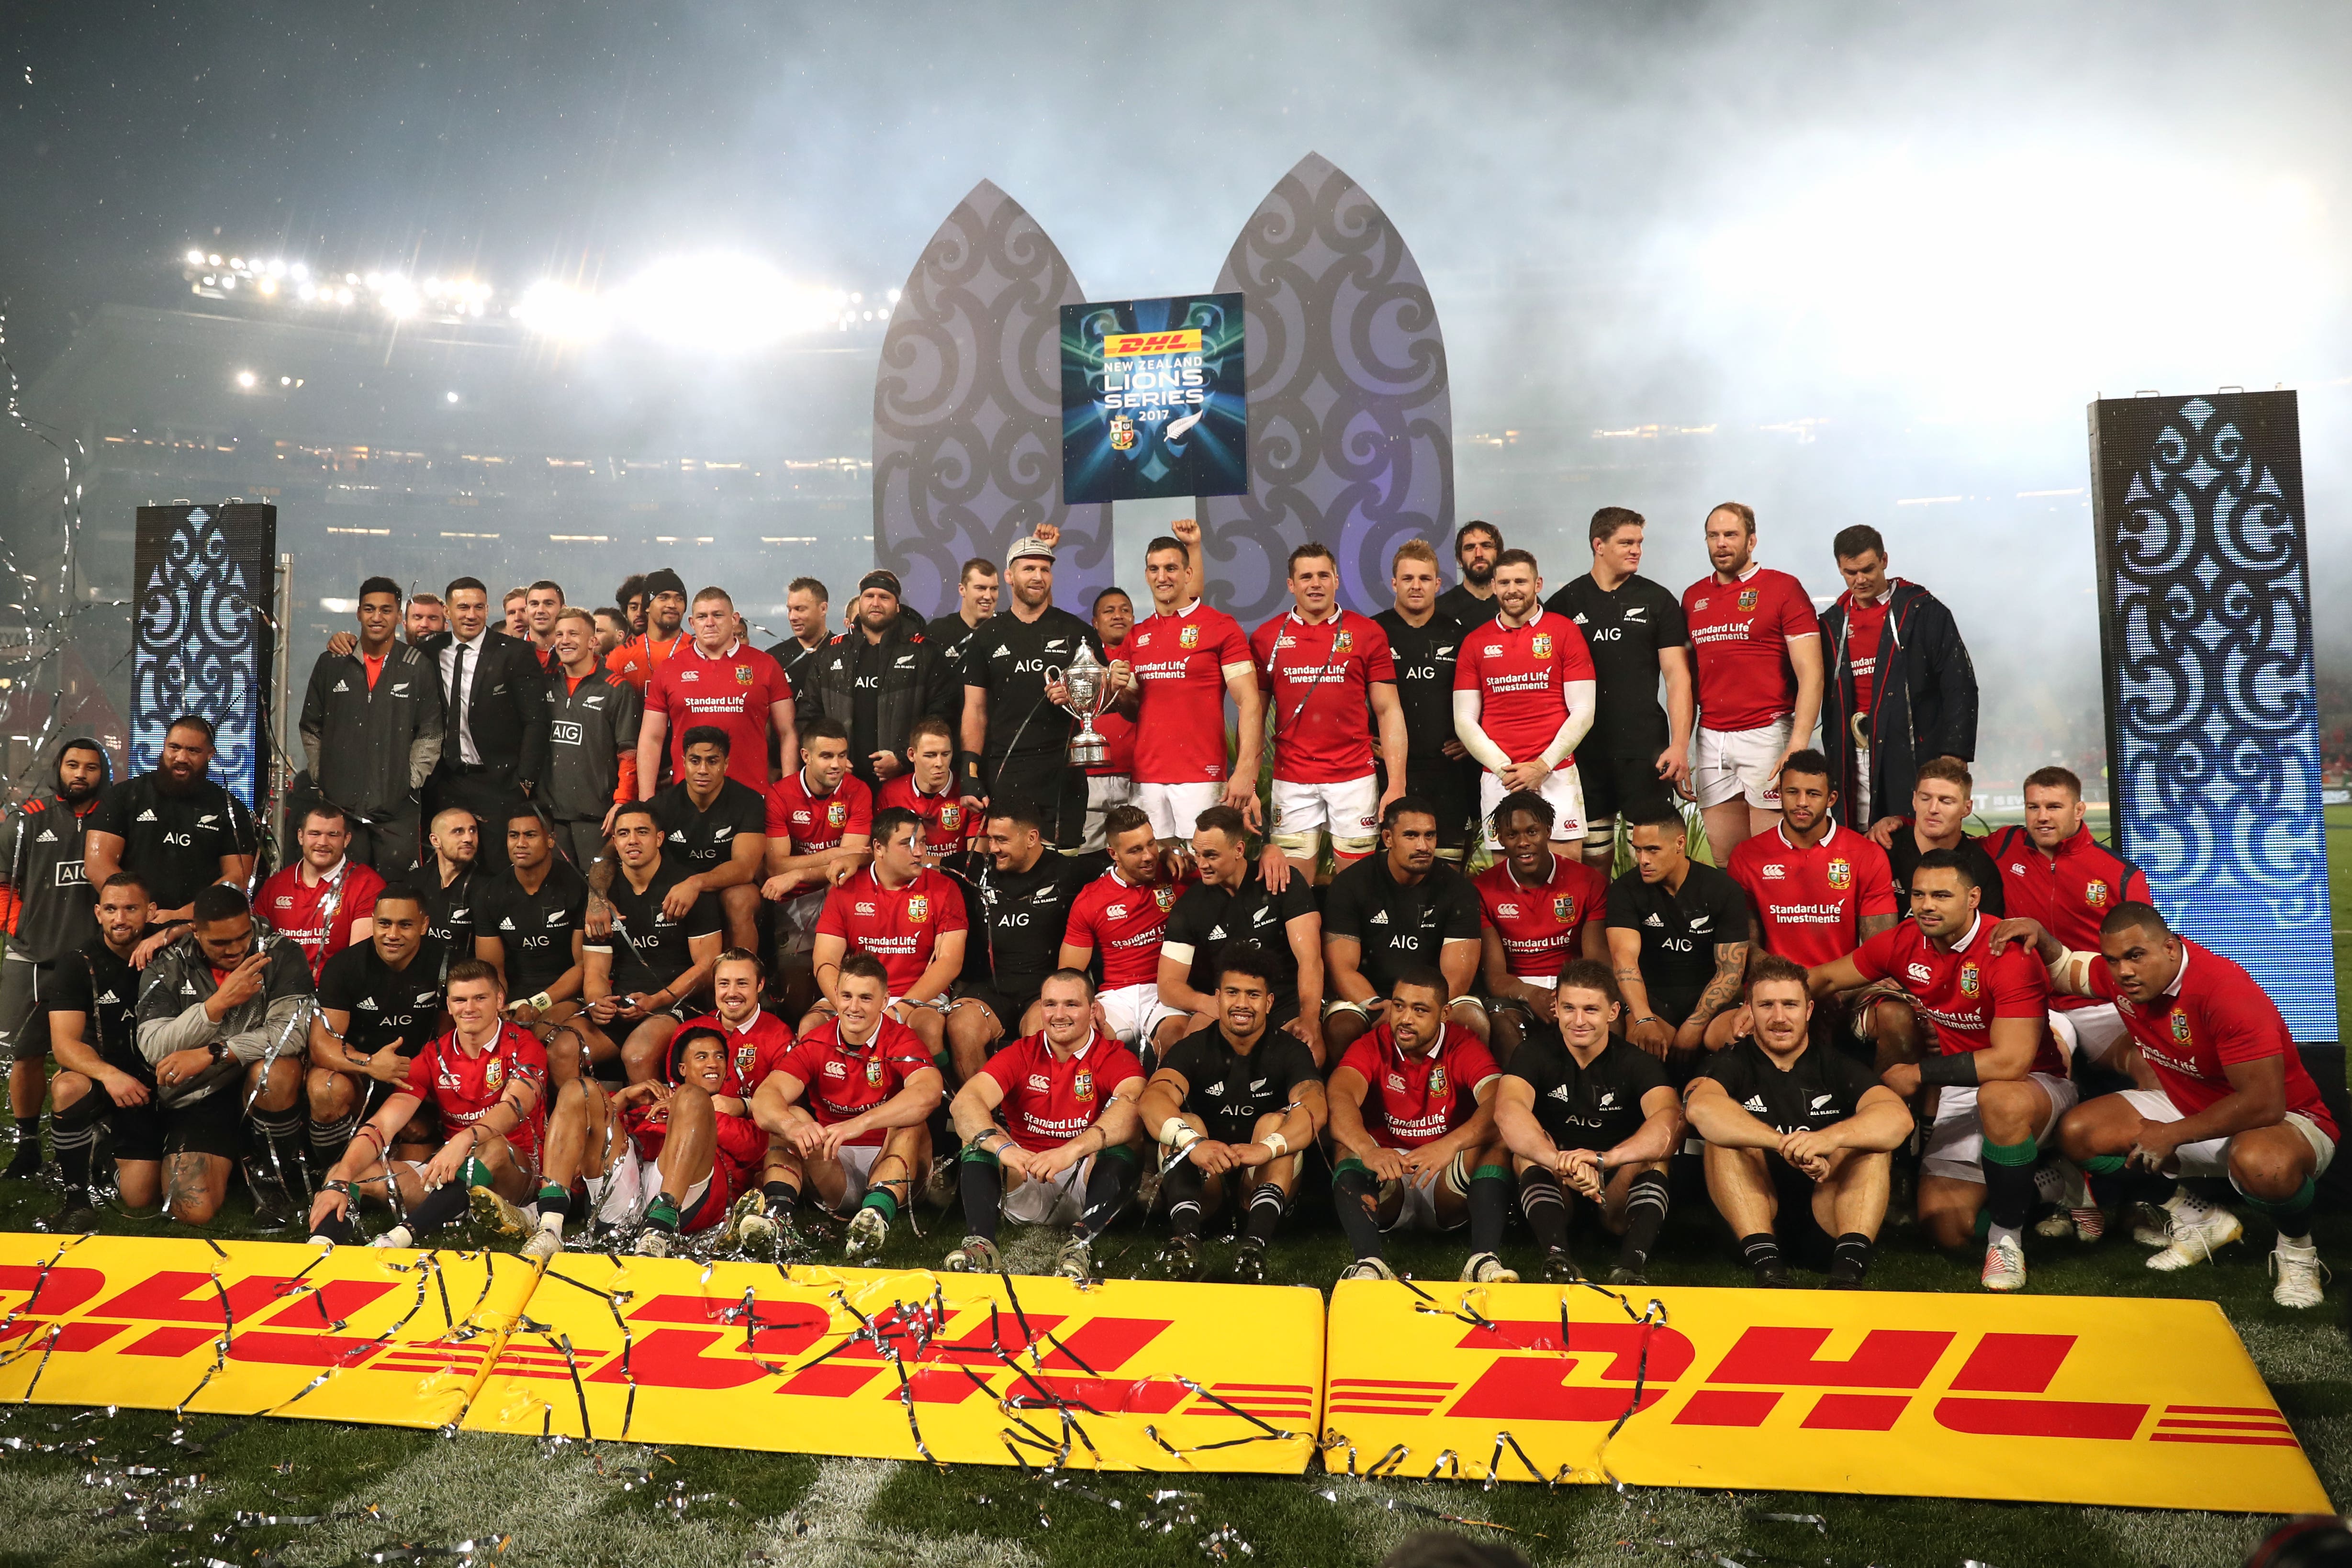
[2088,940,2337,1138]
[815,866,967,992]
[878,774,977,852]
[765,769,874,854]
[258,860,386,979]
[1125,601,1251,784]
[1682,564,1820,733]
[1852,913,2063,1075]
[1472,853,1607,980]
[1983,825,2151,1014]
[978,1029,1145,1152]
[1251,609,1397,784]
[643,638,793,794]
[1844,596,1891,716]
[1451,610,1595,767]
[680,1006,796,1098]
[622,1098,767,1175]
[778,1014,937,1145]
[403,1020,549,1160]
[1727,821,1898,969]
[1064,866,1185,989]
[1337,1021,1500,1149]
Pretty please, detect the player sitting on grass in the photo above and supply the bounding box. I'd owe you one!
[306,959,548,1250]
[739,952,941,1257]
[1324,964,1517,1285]
[1136,949,1327,1283]
[944,968,1145,1280]
[573,1023,768,1256]
[2001,902,2337,1309]
[1491,959,1681,1286]
[1684,956,1911,1288]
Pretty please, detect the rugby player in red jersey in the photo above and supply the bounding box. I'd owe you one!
[945,968,1146,1279]
[763,718,874,1015]
[1807,851,2064,1291]
[638,586,795,796]
[2002,903,2336,1307]
[741,952,941,1257]
[1471,790,1608,1061]
[806,807,965,1061]
[1681,502,1823,868]
[1113,532,1261,849]
[1251,541,1407,882]
[572,1023,770,1256]
[1452,549,1596,854]
[306,959,548,1250]
[879,717,973,865]
[1062,804,1191,1057]
[1324,966,1517,1284]
[256,804,384,980]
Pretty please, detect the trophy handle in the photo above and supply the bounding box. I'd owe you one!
[1042,664,1065,687]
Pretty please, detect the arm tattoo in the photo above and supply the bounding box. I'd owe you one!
[1859,913,1897,941]
[1692,941,1750,1024]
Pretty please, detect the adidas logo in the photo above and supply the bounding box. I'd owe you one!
[179,980,197,995]
[1644,913,1664,927]
[1209,925,1227,940]
[993,644,1011,657]
[1368,910,1389,924]
[1571,613,1588,624]
[137,809,157,823]
[34,829,54,843]
[96,989,118,1005]
[357,996,376,1009]
[1548,1084,1572,1101]
[1207,1082,1225,1097]
[669,831,686,841]
[334,680,350,693]
[500,918,517,931]
[1743,1095,1769,1114]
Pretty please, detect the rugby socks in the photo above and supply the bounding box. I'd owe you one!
[2244,1178,2317,1247]
[1829,1232,1876,1287]
[5,1114,40,1177]
[249,1105,308,1195]
[1332,1160,1387,1262]
[50,1091,104,1196]
[958,1145,1004,1244]
[1161,1159,1207,1240]
[644,1193,682,1234]
[1981,1137,2039,1250]
[1243,1183,1288,1245]
[310,1210,354,1245]
[1467,1165,1512,1256]
[763,1178,800,1215]
[1619,1170,1670,1276]
[1079,1145,1139,1238]
[1517,1168,1572,1255]
[535,1183,571,1240]
[2081,1151,2173,1213]
[1740,1233,1790,1286]
[308,1112,362,1173]
[858,1188,899,1223]
[402,1180,470,1239]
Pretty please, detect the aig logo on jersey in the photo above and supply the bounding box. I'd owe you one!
[552,720,585,746]
[1826,859,1851,891]
[1958,962,1981,999]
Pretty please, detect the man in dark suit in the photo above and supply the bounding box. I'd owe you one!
[426,576,552,871]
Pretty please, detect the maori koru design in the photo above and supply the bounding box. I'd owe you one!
[132,507,262,801]
[873,179,1110,614]
[1195,153,1454,627]
[2108,398,2325,926]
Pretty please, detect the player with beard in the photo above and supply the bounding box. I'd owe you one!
[880,717,976,862]
[405,594,448,645]
[304,885,447,1176]
[586,805,725,1083]
[1375,540,1480,862]
[418,806,482,978]
[1061,805,1191,1059]
[1493,960,1681,1284]
[307,960,549,1250]
[958,533,1114,848]
[1326,966,1516,1284]
[1082,586,1139,851]
[742,952,942,1257]
[1687,957,1911,1287]
[1682,503,1824,868]
[476,811,602,1082]
[795,569,956,790]
[806,808,965,1063]
[1453,549,1597,854]
[0,738,108,1177]
[1321,797,1488,1053]
[1138,951,1326,1282]
[947,967,1145,1279]
[43,873,154,1230]
[1470,791,1608,1062]
[257,804,385,979]
[606,567,688,689]
[1865,756,2005,918]
[543,606,641,876]
[1808,852,2065,1291]
[86,715,258,965]
[940,800,1097,1082]
[1434,519,1503,627]
[1158,806,1324,1060]
[1114,530,1259,852]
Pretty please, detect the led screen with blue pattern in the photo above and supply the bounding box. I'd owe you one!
[131,503,276,809]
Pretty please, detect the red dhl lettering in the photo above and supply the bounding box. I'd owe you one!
[1102,330,1202,357]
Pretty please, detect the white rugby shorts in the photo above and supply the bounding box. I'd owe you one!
[1137,780,1222,842]
[1921,1071,2078,1184]
[1271,774,1381,856]
[2117,1088,2336,1183]
[1479,763,1586,848]
[1693,719,1792,810]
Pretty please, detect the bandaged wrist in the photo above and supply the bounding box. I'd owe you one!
[1261,1132,1288,1157]
[1918,1052,1981,1090]
[1157,1116,1188,1147]
[529,992,553,1013]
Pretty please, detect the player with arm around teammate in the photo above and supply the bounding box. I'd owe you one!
[1136,950,1328,1283]
[1493,959,1682,1286]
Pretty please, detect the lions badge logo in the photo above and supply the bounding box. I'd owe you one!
[1333,630,1354,654]
[484,1053,506,1092]
[1959,962,1981,999]
[1179,623,1200,650]
[736,1043,759,1079]
[1553,895,1577,924]
[735,663,755,685]
[2085,880,2111,909]
[940,803,963,833]
[827,800,848,828]
[1073,1069,1095,1102]
[1532,633,1553,659]
[1827,859,1852,891]
[1154,885,1176,911]
[1427,1064,1448,1099]
[907,894,930,923]
[866,1056,885,1086]
[2171,1011,2193,1047]
[1738,588,1759,611]
[1109,413,1137,451]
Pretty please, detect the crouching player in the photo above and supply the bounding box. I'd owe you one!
[1135,949,1328,1282]
[1491,959,1680,1285]
[1324,965,1517,1285]
[945,968,1146,1280]
[739,952,941,1257]
[306,959,548,1249]
[2005,902,2336,1307]
[1685,956,1911,1287]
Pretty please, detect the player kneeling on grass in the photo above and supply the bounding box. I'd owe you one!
[1491,959,1680,1286]
[739,952,942,1257]
[1999,902,2337,1308]
[306,960,548,1250]
[1685,957,1911,1288]
[944,968,1146,1280]
[1324,964,1517,1285]
[1136,949,1327,1283]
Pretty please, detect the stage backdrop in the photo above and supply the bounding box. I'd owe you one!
[1193,153,1454,627]
[130,502,276,808]
[2087,392,2338,1042]
[873,180,1110,615]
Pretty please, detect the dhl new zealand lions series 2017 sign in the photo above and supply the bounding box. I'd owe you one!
[1061,293,1246,504]
[1323,1280,2329,1514]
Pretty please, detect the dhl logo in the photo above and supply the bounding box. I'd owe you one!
[1102,330,1201,358]
[1330,1322,2293,1447]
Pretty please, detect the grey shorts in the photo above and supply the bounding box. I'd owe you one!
[0,956,54,1064]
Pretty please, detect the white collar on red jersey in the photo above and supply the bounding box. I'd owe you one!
[1774,820,1840,854]
[797,766,841,799]
[719,1007,765,1035]
[1714,560,1765,587]
[1108,864,1144,889]
[1283,605,1343,629]
[688,637,743,661]
[1505,852,1560,890]
[2165,942,2191,997]
[1948,912,1984,952]
[1048,1028,1101,1063]
[300,856,351,888]
[451,1022,507,1058]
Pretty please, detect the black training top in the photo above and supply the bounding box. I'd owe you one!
[317,938,449,1057]
[1604,862,1751,1023]
[650,778,766,875]
[1158,1025,1322,1143]
[590,854,723,995]
[1885,828,2006,919]
[88,773,258,913]
[47,936,144,1075]
[475,860,590,999]
[1162,868,1318,998]
[1700,1036,1882,1136]
[1544,572,1690,754]
[1372,607,1470,762]
[1323,853,1483,995]
[1508,1032,1670,1155]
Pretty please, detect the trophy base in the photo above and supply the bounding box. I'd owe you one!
[1067,737,1109,769]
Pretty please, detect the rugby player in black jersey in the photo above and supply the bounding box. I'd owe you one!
[43,873,153,1230]
[1493,959,1681,1285]
[941,800,1097,1083]
[1136,949,1327,1282]
[1321,796,1488,1053]
[475,810,602,1082]
[305,885,448,1175]
[584,804,725,1084]
[1157,806,1324,1060]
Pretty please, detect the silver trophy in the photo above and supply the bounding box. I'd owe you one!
[1050,643,1115,768]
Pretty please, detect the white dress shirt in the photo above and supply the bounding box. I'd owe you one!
[439,631,487,765]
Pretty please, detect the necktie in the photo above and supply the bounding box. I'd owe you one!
[449,642,471,762]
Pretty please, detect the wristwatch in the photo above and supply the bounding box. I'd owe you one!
[206,1039,230,1063]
